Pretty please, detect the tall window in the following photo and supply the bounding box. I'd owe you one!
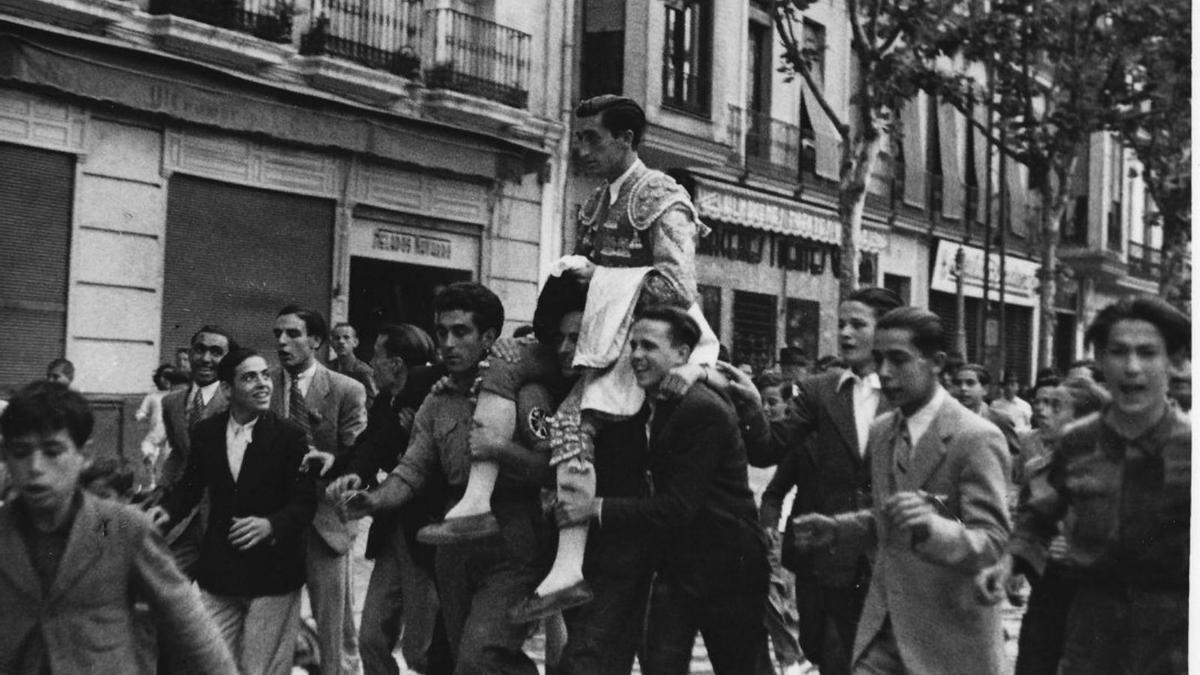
[581,0,625,98]
[745,19,772,160]
[802,19,825,90]
[662,0,711,114]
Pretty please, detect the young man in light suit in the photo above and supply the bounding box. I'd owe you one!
[795,307,1011,675]
[1,382,237,674]
[271,305,368,675]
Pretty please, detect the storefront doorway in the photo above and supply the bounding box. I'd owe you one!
[346,256,472,361]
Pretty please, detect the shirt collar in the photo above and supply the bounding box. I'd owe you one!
[903,385,947,440]
[1102,402,1188,451]
[291,361,319,385]
[227,414,260,436]
[194,380,220,400]
[608,158,643,203]
[839,369,880,392]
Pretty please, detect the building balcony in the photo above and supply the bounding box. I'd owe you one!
[727,105,800,180]
[1058,244,1126,281]
[148,0,294,43]
[422,8,530,109]
[1126,240,1162,282]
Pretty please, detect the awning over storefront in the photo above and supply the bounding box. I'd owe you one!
[0,27,546,179]
[692,177,888,252]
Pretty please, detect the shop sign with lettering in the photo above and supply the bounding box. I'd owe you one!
[930,240,1042,307]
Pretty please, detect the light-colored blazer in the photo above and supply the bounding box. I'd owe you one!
[0,493,237,674]
[271,362,367,554]
[835,394,1011,675]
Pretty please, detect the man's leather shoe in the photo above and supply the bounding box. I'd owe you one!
[416,512,500,545]
[507,581,594,624]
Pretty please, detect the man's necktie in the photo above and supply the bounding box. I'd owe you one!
[187,388,204,428]
[289,377,311,441]
[893,416,912,474]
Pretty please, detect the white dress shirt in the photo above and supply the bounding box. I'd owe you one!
[225,414,259,482]
[838,370,882,455]
[902,385,947,449]
[192,380,221,407]
[607,158,644,205]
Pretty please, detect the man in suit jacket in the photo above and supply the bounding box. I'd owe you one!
[796,307,1011,675]
[748,288,902,675]
[557,305,770,675]
[271,305,368,675]
[151,349,317,675]
[325,324,451,675]
[157,324,235,576]
[1,381,237,674]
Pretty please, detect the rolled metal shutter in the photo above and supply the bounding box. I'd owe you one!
[733,290,777,373]
[0,143,73,393]
[160,176,336,363]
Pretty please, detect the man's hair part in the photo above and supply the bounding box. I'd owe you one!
[277,305,329,347]
[0,381,94,448]
[1084,296,1190,356]
[576,95,647,149]
[377,323,436,366]
[955,363,992,387]
[433,282,505,336]
[634,304,701,350]
[876,307,945,357]
[844,287,905,319]
[217,348,263,384]
[46,358,75,379]
[190,325,237,350]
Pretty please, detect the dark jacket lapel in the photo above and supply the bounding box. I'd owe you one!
[0,504,42,601]
[826,376,861,461]
[47,493,106,604]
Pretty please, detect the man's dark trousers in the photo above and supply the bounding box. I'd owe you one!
[435,496,548,675]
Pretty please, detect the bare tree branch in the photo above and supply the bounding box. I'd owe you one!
[774,9,849,135]
[846,0,871,54]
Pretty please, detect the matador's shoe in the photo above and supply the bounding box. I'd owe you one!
[507,581,594,624]
[416,512,500,545]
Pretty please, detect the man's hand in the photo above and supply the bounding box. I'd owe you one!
[791,513,838,551]
[554,494,601,527]
[490,336,536,363]
[713,361,762,408]
[468,422,507,462]
[883,491,936,533]
[229,516,272,551]
[396,407,416,433]
[340,490,377,521]
[659,363,707,399]
[146,505,171,529]
[566,259,596,285]
[974,554,1013,605]
[300,448,335,477]
[326,474,363,502]
[1048,535,1069,562]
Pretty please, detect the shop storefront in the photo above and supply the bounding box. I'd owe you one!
[928,239,1041,382]
[690,177,857,372]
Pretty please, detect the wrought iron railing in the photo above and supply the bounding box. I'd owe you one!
[301,0,424,76]
[1127,240,1162,281]
[423,7,531,108]
[149,0,295,42]
[727,105,801,178]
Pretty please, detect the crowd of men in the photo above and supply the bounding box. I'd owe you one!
[0,94,1191,675]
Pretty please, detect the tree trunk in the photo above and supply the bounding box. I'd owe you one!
[1035,164,1074,370]
[1159,212,1191,313]
[837,129,884,300]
